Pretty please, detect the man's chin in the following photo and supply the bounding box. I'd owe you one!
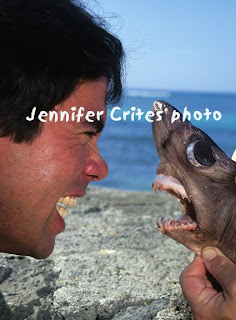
[0,230,57,259]
[29,240,55,260]
[4,239,56,260]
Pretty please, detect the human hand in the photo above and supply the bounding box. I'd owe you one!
[180,247,236,320]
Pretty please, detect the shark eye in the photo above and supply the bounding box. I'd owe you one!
[187,140,216,167]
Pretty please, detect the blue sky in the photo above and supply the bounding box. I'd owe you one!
[90,1,236,93]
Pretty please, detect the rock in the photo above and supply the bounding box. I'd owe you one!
[0,187,193,319]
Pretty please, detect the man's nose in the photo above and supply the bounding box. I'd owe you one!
[84,149,108,181]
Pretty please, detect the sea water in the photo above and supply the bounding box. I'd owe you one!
[93,89,236,191]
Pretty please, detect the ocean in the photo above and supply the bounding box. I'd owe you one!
[93,89,236,191]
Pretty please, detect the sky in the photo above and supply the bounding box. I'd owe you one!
[87,0,236,93]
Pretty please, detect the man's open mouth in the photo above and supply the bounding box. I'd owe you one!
[152,174,200,233]
[56,196,77,219]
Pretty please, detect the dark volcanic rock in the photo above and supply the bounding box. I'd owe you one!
[0,187,193,319]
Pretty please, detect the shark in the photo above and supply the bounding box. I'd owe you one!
[152,101,236,263]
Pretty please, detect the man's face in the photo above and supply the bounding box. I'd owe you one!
[0,78,108,259]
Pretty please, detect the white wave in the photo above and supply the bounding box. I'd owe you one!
[126,88,171,99]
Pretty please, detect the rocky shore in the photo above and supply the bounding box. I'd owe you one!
[0,186,193,320]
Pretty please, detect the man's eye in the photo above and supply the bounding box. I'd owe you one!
[85,132,97,137]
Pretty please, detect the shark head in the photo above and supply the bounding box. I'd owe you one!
[152,101,236,262]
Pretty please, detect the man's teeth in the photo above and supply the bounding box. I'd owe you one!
[56,196,77,219]
[56,206,69,219]
[58,196,77,208]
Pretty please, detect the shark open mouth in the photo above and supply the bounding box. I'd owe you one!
[152,174,200,233]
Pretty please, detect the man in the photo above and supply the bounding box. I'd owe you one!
[180,150,236,319]
[0,0,124,259]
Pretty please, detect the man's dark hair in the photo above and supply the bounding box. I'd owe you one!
[0,0,124,142]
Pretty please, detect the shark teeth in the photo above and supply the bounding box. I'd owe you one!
[56,196,77,219]
[156,217,199,233]
[152,174,191,202]
[152,174,200,233]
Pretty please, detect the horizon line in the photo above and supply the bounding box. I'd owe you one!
[125,87,236,96]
